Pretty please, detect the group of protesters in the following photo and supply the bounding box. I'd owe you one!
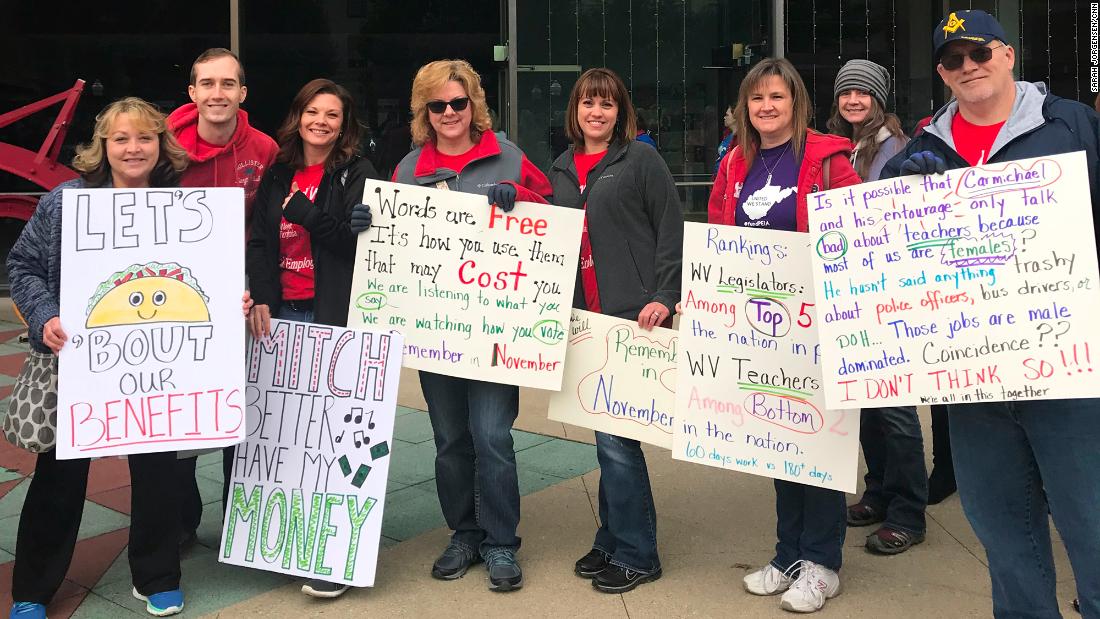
[4,8,1097,619]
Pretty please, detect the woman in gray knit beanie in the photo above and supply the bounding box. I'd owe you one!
[826,59,907,181]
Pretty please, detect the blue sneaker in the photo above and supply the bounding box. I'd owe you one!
[131,587,184,617]
[9,602,46,619]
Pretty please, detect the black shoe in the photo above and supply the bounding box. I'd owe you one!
[431,541,481,580]
[178,529,197,550]
[927,468,957,505]
[592,565,662,593]
[574,549,611,578]
[486,550,524,592]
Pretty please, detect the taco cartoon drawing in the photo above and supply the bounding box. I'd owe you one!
[85,262,210,327]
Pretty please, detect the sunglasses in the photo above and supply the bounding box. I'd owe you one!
[426,97,470,114]
[939,43,1005,71]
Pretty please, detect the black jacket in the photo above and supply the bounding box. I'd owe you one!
[247,155,378,326]
[549,141,683,319]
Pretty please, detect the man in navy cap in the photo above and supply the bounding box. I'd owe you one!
[880,9,1100,619]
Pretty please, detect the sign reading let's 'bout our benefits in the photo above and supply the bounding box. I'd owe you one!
[809,152,1100,408]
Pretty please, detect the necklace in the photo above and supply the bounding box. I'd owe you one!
[759,141,791,185]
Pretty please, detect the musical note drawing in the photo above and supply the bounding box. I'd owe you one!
[353,430,370,448]
[335,430,345,444]
[343,407,376,429]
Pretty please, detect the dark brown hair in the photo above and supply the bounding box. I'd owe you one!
[733,58,812,168]
[275,79,362,171]
[72,97,188,188]
[565,68,638,151]
[826,96,907,180]
[190,48,245,85]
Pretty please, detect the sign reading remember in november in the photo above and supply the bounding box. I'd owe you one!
[220,319,403,587]
[808,152,1100,408]
[57,187,245,459]
[548,310,676,448]
[348,180,583,390]
[672,223,859,493]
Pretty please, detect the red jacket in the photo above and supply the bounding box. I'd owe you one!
[167,104,279,224]
[708,130,860,230]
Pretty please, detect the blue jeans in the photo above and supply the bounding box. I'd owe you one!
[771,480,847,572]
[949,399,1100,619]
[591,431,660,573]
[419,371,521,557]
[858,406,928,534]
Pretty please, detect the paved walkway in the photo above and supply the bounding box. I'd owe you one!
[0,312,1083,618]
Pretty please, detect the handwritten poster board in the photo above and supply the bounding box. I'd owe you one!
[57,188,245,459]
[672,223,858,493]
[808,152,1100,408]
[219,319,403,587]
[347,180,583,390]
[547,310,675,448]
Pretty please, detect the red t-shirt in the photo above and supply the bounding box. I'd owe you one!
[574,150,608,314]
[279,163,324,300]
[434,146,481,174]
[951,113,1005,166]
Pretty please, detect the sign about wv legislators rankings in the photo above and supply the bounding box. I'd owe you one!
[672,223,859,493]
[220,319,403,587]
[347,180,583,391]
[808,152,1100,408]
[56,187,245,459]
[547,310,676,448]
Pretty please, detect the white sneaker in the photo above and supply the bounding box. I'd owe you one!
[743,563,794,595]
[780,560,841,613]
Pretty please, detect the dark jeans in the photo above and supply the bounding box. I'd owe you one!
[949,399,1100,619]
[857,406,928,534]
[13,449,181,603]
[419,371,521,557]
[771,480,847,572]
[176,446,236,532]
[591,431,660,573]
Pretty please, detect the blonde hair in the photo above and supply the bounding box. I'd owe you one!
[73,97,189,187]
[409,60,492,146]
[733,58,812,168]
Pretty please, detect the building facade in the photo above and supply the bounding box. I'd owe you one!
[1,0,1093,228]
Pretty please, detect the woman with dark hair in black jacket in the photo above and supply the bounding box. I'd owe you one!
[245,79,378,598]
[548,67,683,594]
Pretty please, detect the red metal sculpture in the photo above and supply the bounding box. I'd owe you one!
[0,79,85,222]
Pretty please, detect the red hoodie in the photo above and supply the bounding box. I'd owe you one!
[709,130,860,230]
[167,104,279,224]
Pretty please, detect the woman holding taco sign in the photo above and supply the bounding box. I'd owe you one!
[4,97,257,618]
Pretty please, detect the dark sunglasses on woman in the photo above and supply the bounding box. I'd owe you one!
[426,97,470,114]
[939,43,1005,71]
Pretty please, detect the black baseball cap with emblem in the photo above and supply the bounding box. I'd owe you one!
[933,9,1009,61]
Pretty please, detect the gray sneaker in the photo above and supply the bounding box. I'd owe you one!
[431,541,481,580]
[486,550,524,592]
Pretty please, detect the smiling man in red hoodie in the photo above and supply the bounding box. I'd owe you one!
[168,48,277,547]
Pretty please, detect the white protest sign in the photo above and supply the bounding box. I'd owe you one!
[219,319,403,587]
[808,152,1100,408]
[548,310,675,448]
[347,180,582,390]
[57,187,245,459]
[672,223,859,493]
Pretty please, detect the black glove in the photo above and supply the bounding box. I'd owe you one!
[487,183,517,213]
[899,150,947,175]
[350,203,372,233]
